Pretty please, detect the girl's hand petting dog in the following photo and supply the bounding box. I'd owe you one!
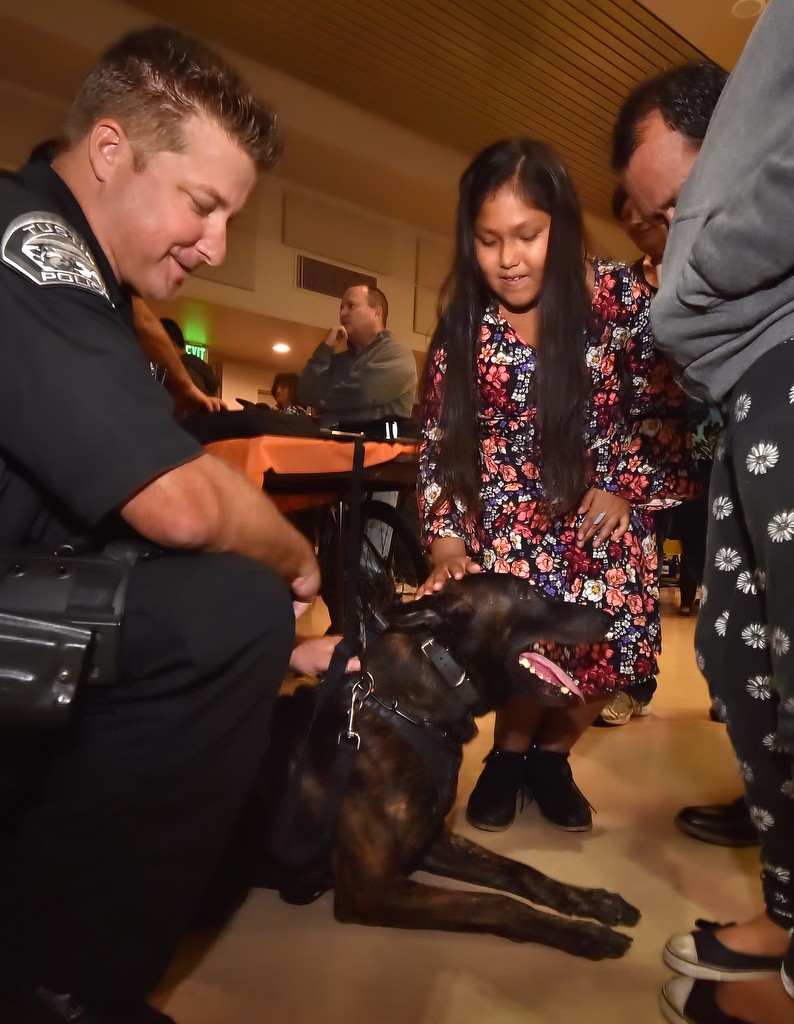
[415,537,481,599]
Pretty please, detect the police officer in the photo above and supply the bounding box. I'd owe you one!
[0,27,319,1024]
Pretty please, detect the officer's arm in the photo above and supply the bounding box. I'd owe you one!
[120,453,319,602]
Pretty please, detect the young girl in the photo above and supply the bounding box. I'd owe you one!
[417,138,696,833]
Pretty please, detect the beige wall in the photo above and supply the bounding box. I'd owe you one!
[0,0,638,394]
[219,359,280,409]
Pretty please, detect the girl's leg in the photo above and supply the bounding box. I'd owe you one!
[533,697,611,751]
[492,696,545,751]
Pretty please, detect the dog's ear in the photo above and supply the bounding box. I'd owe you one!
[387,589,472,633]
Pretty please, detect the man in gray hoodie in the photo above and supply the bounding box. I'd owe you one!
[617,3,794,1022]
[298,284,417,428]
[613,63,758,851]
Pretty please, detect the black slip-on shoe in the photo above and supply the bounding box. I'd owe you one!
[663,919,783,981]
[660,976,756,1024]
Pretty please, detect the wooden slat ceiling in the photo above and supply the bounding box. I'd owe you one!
[127,0,708,221]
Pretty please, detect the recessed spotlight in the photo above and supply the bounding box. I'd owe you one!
[731,0,766,18]
[273,342,290,353]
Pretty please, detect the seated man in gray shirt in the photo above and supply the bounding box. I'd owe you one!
[298,284,417,428]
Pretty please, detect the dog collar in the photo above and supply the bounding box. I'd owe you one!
[418,632,480,708]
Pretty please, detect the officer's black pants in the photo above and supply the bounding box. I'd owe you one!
[0,551,294,1007]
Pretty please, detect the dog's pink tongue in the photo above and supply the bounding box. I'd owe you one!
[518,652,585,703]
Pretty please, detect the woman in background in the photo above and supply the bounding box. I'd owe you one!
[272,372,307,415]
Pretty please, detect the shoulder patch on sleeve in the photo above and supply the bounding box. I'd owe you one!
[1,211,110,301]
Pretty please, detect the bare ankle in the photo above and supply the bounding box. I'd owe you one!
[717,912,791,957]
[717,974,794,1024]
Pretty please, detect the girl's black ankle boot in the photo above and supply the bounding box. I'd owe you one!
[525,746,592,832]
[466,747,528,831]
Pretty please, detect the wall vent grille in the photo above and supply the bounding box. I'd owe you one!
[295,255,376,299]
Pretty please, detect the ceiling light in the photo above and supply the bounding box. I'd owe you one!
[273,342,290,353]
[731,0,766,18]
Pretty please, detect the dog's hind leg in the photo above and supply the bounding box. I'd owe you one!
[334,871,632,960]
[420,829,640,928]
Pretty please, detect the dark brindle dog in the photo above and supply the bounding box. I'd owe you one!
[250,573,639,959]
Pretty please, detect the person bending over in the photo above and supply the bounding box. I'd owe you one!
[0,26,319,1024]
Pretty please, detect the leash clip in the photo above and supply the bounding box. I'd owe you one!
[338,672,373,749]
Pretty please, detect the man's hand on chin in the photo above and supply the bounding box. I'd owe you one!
[324,324,348,349]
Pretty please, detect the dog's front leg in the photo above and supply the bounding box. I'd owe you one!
[334,873,632,960]
[420,830,640,928]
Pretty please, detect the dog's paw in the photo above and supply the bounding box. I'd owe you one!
[560,888,640,928]
[569,922,633,961]
[590,891,641,928]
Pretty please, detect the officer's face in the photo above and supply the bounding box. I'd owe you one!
[105,115,257,300]
[621,109,700,228]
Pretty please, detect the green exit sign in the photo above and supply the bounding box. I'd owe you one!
[185,343,207,361]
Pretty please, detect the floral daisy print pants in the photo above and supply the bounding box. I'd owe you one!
[695,340,794,931]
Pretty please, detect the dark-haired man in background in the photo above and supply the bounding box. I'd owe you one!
[0,26,318,1024]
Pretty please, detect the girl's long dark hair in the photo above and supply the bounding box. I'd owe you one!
[423,138,591,515]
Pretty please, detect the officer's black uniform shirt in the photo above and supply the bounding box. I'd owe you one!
[0,161,202,549]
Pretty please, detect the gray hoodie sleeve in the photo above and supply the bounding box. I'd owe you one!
[651,0,794,405]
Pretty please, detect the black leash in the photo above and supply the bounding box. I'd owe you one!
[268,635,479,867]
[267,440,484,867]
[267,438,366,866]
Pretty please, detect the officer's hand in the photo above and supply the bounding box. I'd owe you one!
[290,635,361,676]
[323,324,348,349]
[291,553,321,609]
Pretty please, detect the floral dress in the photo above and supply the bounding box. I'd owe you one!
[419,261,698,699]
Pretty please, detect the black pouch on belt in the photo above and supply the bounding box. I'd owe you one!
[0,548,131,727]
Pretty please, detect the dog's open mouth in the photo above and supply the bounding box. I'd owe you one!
[518,651,585,705]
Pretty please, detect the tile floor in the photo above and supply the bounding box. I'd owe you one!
[155,589,761,1024]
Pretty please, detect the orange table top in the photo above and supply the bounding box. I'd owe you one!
[206,434,416,488]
